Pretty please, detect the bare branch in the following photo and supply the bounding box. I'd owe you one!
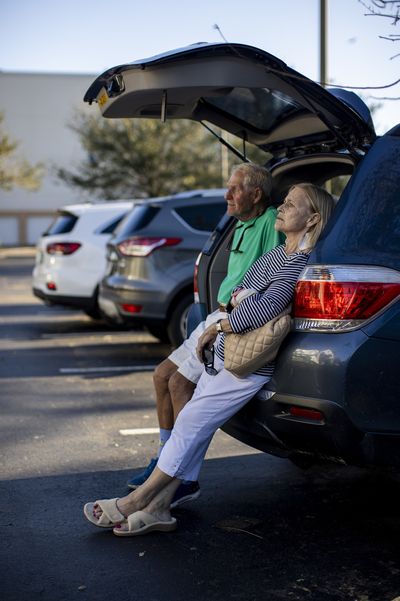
[369,95,400,99]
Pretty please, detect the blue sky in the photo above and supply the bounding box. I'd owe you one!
[1,0,399,134]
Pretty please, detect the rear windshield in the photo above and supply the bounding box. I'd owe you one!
[114,205,160,236]
[174,201,226,232]
[43,212,77,236]
[204,87,302,132]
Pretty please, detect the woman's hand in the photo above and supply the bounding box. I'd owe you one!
[196,323,218,362]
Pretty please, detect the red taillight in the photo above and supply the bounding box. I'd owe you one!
[46,242,81,255]
[193,253,201,304]
[289,406,324,422]
[46,281,57,291]
[294,265,400,332]
[121,304,142,314]
[117,237,182,257]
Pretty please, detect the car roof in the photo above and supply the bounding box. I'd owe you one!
[85,42,375,159]
[134,188,226,207]
[59,200,135,217]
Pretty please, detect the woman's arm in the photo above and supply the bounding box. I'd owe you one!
[228,252,309,333]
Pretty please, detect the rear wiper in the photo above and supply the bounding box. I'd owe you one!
[200,121,250,163]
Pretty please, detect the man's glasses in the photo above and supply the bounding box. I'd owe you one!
[226,214,261,254]
[201,346,218,376]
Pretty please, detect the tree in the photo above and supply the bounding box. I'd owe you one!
[58,113,220,199]
[57,112,270,199]
[359,0,400,58]
[0,113,43,191]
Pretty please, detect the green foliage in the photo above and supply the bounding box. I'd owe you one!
[58,113,225,198]
[0,113,43,191]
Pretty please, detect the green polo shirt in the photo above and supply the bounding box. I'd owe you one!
[217,206,284,304]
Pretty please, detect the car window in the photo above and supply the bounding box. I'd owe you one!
[204,87,302,132]
[43,212,77,236]
[114,205,160,236]
[174,201,226,232]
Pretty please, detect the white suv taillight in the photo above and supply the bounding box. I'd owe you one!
[46,242,81,255]
[117,236,182,257]
[294,265,400,332]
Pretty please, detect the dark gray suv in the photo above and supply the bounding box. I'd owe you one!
[98,189,226,347]
[85,42,400,469]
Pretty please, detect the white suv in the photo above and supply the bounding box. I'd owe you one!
[32,201,135,318]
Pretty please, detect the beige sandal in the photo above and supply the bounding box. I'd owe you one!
[113,510,177,537]
[83,498,126,528]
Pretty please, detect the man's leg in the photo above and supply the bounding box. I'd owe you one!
[168,371,196,421]
[126,322,205,489]
[154,358,179,430]
[126,358,178,489]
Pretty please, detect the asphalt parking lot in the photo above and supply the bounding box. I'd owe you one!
[1,248,400,601]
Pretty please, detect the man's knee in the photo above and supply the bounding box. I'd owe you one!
[168,371,196,402]
[153,358,178,388]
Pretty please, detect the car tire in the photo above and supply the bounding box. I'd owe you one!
[167,292,193,348]
[84,307,102,320]
[146,323,170,344]
[83,287,102,320]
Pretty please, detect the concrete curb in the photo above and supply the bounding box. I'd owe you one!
[0,246,36,258]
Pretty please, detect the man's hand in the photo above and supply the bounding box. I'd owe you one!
[196,324,218,362]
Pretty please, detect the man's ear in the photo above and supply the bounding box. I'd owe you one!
[253,186,263,204]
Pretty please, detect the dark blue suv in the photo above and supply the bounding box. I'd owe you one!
[84,43,400,469]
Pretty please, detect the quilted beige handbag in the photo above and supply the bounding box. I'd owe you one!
[224,306,292,378]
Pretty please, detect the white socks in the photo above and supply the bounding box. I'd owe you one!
[158,428,172,457]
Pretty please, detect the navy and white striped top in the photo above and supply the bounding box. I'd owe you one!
[215,244,310,376]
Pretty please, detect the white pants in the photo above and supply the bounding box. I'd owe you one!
[168,309,226,384]
[157,354,270,482]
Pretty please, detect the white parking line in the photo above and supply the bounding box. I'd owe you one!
[42,331,139,339]
[59,365,158,374]
[119,428,159,436]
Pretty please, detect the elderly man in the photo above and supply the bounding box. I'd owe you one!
[126,163,284,504]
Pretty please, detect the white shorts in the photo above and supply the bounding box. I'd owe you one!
[168,309,227,384]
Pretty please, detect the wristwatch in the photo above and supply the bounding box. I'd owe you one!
[216,320,223,333]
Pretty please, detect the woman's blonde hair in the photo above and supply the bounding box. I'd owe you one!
[290,182,336,250]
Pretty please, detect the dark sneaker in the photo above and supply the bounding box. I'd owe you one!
[170,481,201,509]
[127,457,158,489]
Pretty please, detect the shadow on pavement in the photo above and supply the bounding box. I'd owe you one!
[1,453,400,601]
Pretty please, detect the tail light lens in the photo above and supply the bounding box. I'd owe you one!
[294,265,400,332]
[121,303,142,314]
[46,242,81,255]
[117,237,182,257]
[193,253,202,304]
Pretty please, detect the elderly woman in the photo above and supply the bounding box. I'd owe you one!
[84,182,335,537]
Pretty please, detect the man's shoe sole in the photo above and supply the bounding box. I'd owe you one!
[170,488,201,509]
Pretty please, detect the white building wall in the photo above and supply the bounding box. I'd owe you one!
[0,72,99,245]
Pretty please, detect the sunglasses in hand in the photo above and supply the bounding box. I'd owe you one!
[201,346,218,376]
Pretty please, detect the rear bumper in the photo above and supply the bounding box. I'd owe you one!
[222,392,400,468]
[32,287,96,311]
[98,283,168,325]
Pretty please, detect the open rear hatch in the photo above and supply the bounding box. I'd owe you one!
[84,42,375,159]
